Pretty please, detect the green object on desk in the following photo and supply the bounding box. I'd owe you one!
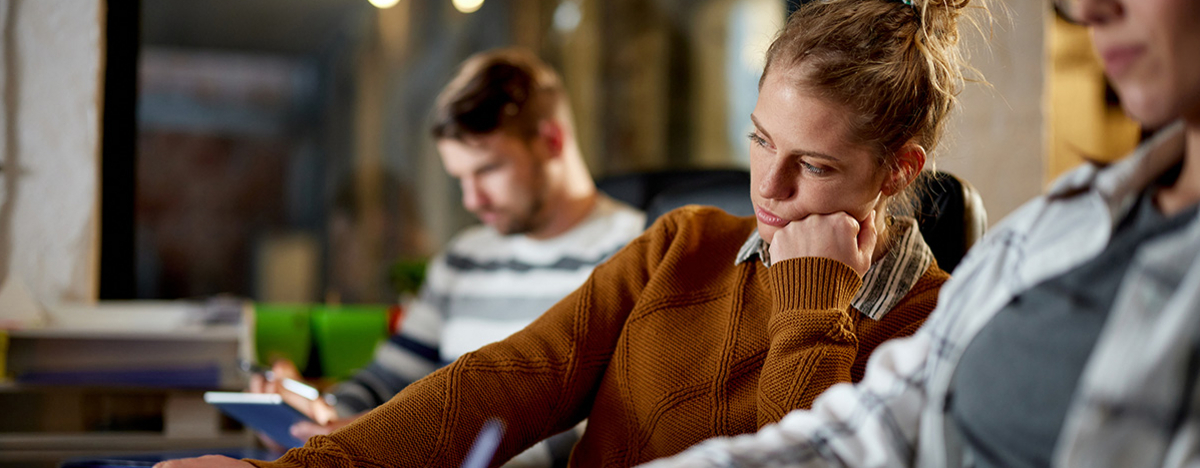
[253,304,312,370]
[311,305,389,380]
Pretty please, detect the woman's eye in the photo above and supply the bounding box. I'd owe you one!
[801,161,828,175]
[747,132,769,149]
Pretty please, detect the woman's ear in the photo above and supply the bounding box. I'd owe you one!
[882,142,926,196]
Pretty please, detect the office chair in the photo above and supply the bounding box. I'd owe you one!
[913,170,988,273]
[596,169,752,221]
[597,168,987,272]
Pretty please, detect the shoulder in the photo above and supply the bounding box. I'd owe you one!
[594,195,646,228]
[650,205,755,236]
[577,195,647,244]
[642,205,757,257]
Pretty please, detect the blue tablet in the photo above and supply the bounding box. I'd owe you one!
[203,391,314,449]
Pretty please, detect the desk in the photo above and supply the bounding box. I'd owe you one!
[59,448,280,468]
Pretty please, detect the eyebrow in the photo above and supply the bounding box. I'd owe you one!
[749,114,840,162]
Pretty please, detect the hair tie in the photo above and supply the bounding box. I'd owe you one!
[899,0,914,5]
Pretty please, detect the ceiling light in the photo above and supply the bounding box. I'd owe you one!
[368,0,401,9]
[452,0,484,14]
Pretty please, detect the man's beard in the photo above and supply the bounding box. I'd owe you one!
[498,193,545,235]
[493,163,548,236]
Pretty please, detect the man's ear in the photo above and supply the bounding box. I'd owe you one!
[882,142,926,196]
[537,119,566,159]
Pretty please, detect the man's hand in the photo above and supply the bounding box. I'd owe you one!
[153,455,254,468]
[246,359,339,446]
[767,210,877,276]
[289,413,359,441]
[248,360,303,395]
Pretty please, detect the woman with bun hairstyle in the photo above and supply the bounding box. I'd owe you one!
[157,0,980,466]
[645,0,1200,466]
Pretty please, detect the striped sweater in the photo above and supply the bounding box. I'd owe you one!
[254,206,947,468]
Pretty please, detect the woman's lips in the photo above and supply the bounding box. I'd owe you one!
[1101,45,1145,78]
[755,206,789,227]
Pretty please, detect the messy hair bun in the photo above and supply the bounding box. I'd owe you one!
[763,0,985,160]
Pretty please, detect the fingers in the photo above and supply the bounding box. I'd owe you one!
[312,398,339,425]
[271,360,302,381]
[257,431,286,452]
[248,373,280,394]
[289,411,358,443]
[290,421,333,442]
[765,211,875,276]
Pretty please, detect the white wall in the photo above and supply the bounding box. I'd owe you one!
[0,0,102,303]
[938,2,1047,226]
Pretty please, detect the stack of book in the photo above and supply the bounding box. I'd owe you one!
[5,300,251,390]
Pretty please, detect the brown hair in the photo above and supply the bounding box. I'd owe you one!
[763,0,983,162]
[430,48,564,142]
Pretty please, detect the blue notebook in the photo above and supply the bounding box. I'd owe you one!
[203,391,314,449]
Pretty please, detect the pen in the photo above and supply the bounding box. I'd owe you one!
[238,359,338,406]
[460,418,504,468]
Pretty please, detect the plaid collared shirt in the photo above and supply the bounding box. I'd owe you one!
[643,123,1200,468]
[734,216,934,320]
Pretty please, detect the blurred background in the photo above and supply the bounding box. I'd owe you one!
[0,0,1139,308]
[127,0,787,305]
[0,1,1148,465]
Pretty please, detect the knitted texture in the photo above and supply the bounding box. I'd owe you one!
[249,206,949,468]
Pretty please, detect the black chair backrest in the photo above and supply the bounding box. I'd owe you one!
[597,169,752,221]
[913,171,988,272]
[597,168,986,272]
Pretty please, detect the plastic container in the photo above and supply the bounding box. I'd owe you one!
[253,303,312,370]
[310,305,389,380]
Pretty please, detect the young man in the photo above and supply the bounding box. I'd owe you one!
[257,48,644,462]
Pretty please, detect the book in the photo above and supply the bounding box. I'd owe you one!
[204,391,314,449]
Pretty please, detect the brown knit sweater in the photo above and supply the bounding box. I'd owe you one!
[250,206,948,468]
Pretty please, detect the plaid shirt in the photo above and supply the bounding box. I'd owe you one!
[642,122,1200,468]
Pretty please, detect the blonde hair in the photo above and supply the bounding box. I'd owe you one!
[763,0,984,161]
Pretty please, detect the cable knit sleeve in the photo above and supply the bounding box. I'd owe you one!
[245,216,677,468]
[756,257,863,427]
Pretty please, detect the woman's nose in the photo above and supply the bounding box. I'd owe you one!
[757,160,796,201]
[1074,0,1123,26]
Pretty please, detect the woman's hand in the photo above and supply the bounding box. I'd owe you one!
[768,210,877,276]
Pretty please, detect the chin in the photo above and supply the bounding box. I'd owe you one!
[1117,87,1180,128]
[755,224,777,245]
[1125,104,1177,129]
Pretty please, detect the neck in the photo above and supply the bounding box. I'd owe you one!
[1155,121,1200,215]
[526,147,599,240]
[870,211,893,263]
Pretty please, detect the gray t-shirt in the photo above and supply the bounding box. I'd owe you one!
[949,180,1199,468]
